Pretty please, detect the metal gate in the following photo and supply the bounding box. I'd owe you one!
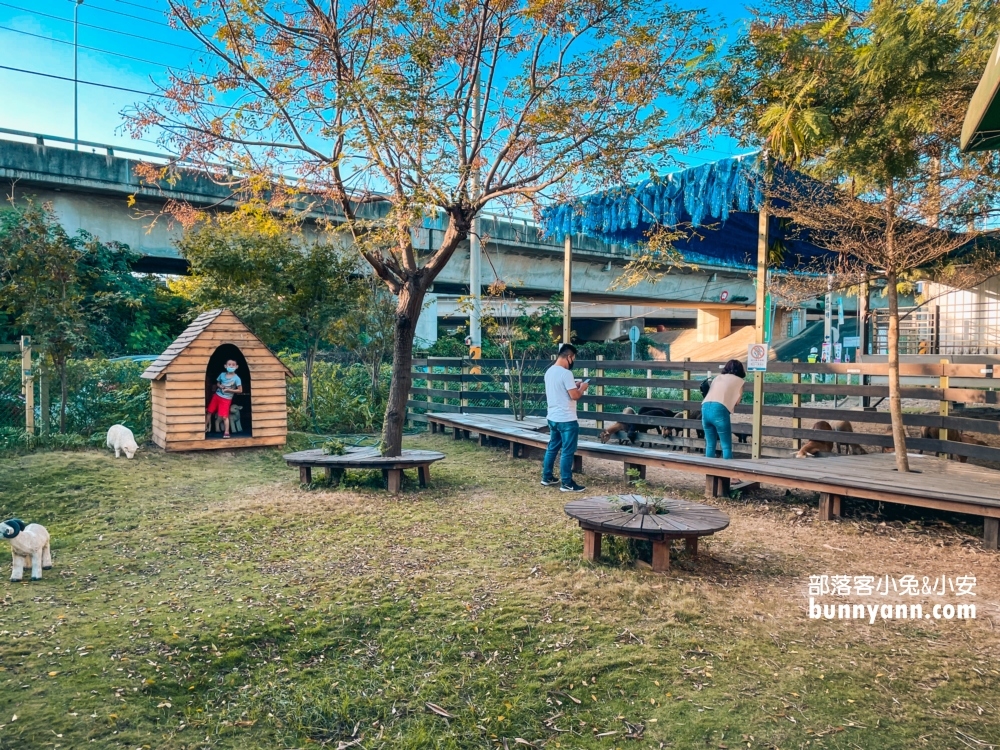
[872,307,937,355]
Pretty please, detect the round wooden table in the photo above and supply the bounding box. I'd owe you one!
[564,494,730,572]
[283,447,445,493]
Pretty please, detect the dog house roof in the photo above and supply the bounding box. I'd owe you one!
[141,308,293,381]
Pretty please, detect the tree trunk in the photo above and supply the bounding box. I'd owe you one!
[886,271,909,472]
[59,358,68,434]
[380,282,425,456]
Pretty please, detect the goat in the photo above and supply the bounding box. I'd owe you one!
[599,406,674,444]
[919,426,987,463]
[832,420,866,455]
[794,421,834,457]
[1,519,51,582]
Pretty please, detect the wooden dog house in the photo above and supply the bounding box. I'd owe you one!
[141,309,293,451]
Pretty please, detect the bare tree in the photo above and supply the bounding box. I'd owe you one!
[702,0,1000,470]
[767,178,1000,470]
[128,0,710,454]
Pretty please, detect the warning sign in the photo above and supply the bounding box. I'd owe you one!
[747,343,769,372]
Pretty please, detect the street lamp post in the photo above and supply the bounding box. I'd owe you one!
[74,0,84,149]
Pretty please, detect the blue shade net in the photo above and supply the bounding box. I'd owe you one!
[540,153,836,272]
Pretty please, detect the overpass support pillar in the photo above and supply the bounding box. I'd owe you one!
[696,308,731,343]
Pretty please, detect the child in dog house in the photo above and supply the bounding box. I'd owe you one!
[205,359,243,438]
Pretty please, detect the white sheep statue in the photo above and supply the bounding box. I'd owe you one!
[106,424,139,459]
[213,403,243,434]
[1,519,52,582]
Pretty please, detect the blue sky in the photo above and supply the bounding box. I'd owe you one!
[0,0,753,165]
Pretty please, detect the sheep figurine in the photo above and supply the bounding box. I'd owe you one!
[213,403,242,434]
[1,519,51,582]
[106,424,139,459]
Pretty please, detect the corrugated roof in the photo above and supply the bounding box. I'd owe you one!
[141,309,226,380]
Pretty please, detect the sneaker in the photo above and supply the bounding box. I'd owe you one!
[540,477,560,487]
[560,481,587,493]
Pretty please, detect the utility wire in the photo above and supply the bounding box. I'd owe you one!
[111,0,167,12]
[0,63,324,124]
[63,0,175,29]
[0,2,201,51]
[0,23,177,67]
[0,62,171,97]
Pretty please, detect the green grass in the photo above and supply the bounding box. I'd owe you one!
[0,434,996,748]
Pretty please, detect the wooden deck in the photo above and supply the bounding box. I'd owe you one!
[426,412,1000,548]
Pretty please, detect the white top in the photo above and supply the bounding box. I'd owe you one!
[703,373,745,413]
[545,364,579,422]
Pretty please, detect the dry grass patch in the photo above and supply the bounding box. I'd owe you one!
[0,434,996,748]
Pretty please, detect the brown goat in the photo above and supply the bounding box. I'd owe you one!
[919,426,986,463]
[794,420,834,457]
[833,420,866,455]
[599,406,637,444]
[599,406,675,444]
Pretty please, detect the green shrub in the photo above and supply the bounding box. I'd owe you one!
[322,438,347,455]
[285,356,389,434]
[0,427,89,456]
[426,332,467,357]
[576,336,654,361]
[0,358,151,443]
[60,359,152,437]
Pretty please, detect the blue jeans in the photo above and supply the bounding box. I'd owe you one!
[543,420,579,484]
[702,401,733,459]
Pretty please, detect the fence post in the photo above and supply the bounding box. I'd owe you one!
[595,355,604,430]
[682,358,691,452]
[939,358,949,444]
[461,360,470,414]
[646,368,653,400]
[20,336,34,435]
[582,364,589,412]
[438,362,446,409]
[503,367,510,411]
[810,372,816,404]
[792,358,801,450]
[39,359,49,436]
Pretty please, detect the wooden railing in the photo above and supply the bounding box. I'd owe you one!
[409,357,1000,461]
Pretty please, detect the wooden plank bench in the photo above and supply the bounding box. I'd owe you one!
[426,412,1000,548]
[283,447,445,494]
[565,495,730,572]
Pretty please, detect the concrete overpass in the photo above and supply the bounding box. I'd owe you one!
[0,129,764,341]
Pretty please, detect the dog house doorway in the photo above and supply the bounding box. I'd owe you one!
[206,344,252,438]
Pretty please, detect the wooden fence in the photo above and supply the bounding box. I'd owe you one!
[408,357,1000,462]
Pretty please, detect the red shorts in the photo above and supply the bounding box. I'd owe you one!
[207,393,233,418]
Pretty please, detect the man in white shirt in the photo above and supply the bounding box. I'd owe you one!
[542,343,589,492]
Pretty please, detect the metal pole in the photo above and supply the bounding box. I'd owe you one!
[468,71,481,359]
[751,207,768,459]
[562,234,572,344]
[823,272,833,354]
[74,0,84,149]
